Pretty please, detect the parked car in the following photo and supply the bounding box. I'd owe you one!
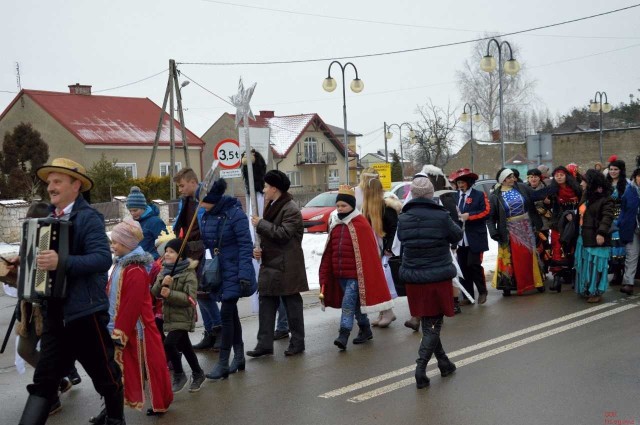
[301,191,338,233]
[473,179,498,196]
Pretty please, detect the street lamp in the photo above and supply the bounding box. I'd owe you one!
[480,38,520,167]
[385,122,415,181]
[323,61,363,186]
[589,91,612,164]
[460,103,481,172]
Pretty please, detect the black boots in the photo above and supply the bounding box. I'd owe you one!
[229,343,246,373]
[333,328,350,350]
[206,349,230,380]
[352,325,373,344]
[415,359,430,389]
[193,328,217,350]
[415,316,453,389]
[19,395,51,425]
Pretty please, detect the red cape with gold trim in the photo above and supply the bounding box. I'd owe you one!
[319,210,393,314]
[108,255,173,413]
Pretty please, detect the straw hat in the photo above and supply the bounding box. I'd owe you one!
[36,158,93,192]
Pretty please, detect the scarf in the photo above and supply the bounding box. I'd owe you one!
[558,184,578,204]
[263,192,293,223]
[161,258,190,277]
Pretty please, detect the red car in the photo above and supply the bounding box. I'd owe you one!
[301,191,338,233]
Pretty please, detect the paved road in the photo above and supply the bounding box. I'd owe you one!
[0,285,638,425]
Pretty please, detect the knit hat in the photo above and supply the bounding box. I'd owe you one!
[126,186,147,210]
[202,178,227,204]
[497,168,514,185]
[526,168,542,177]
[110,218,143,251]
[336,185,356,210]
[537,164,550,176]
[164,238,189,260]
[410,176,434,199]
[264,170,291,193]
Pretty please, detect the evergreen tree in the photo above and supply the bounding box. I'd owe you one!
[87,153,128,202]
[391,151,403,182]
[1,123,49,200]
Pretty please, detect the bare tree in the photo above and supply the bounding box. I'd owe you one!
[456,35,538,141]
[408,99,459,168]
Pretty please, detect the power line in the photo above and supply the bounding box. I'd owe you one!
[201,0,640,41]
[180,4,640,66]
[93,69,168,93]
[179,71,234,106]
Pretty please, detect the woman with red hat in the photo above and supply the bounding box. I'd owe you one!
[546,166,582,291]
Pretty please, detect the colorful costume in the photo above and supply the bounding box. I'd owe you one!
[108,246,173,413]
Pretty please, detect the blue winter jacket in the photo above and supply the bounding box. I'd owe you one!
[200,195,256,300]
[397,198,463,284]
[616,182,640,244]
[136,204,166,259]
[54,195,113,322]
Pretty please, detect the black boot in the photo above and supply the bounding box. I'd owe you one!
[434,341,456,377]
[206,349,230,380]
[211,326,222,352]
[19,395,51,425]
[333,328,350,350]
[105,418,126,425]
[415,358,430,389]
[192,330,215,350]
[89,408,107,424]
[103,387,124,425]
[352,325,373,344]
[229,343,245,373]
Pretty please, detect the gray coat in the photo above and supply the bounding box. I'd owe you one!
[256,199,309,296]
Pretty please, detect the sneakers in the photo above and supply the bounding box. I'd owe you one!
[171,372,188,393]
[189,372,206,392]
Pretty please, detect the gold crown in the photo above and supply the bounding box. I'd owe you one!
[338,184,355,197]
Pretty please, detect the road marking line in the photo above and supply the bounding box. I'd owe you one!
[347,303,638,403]
[319,297,638,399]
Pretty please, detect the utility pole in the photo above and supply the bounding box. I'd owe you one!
[383,121,389,163]
[147,59,192,199]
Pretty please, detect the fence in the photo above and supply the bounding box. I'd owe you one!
[92,200,121,224]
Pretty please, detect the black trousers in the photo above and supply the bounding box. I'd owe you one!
[457,246,487,299]
[164,329,202,375]
[27,303,123,419]
[220,298,243,350]
[256,294,305,351]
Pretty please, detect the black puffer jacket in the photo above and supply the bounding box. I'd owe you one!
[397,198,463,284]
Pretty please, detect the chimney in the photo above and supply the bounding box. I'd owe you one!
[258,110,274,118]
[68,83,92,95]
[491,129,500,142]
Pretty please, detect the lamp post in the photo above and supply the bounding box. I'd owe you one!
[385,122,415,181]
[589,91,612,164]
[480,38,520,167]
[323,61,364,186]
[460,103,481,173]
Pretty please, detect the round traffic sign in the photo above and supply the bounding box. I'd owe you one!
[214,138,241,169]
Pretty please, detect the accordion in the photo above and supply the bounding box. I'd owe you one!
[18,218,72,302]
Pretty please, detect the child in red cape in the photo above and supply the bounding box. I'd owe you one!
[319,185,393,350]
[106,218,173,418]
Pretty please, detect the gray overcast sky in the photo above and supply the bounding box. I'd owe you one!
[1,0,639,159]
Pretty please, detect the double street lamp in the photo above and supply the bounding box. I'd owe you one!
[589,91,612,164]
[323,61,364,186]
[460,103,481,173]
[480,38,520,167]
[385,122,415,181]
[384,122,416,181]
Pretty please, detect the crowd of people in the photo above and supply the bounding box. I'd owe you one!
[4,152,640,423]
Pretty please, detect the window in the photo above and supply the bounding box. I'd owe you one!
[328,169,339,190]
[286,171,301,187]
[115,163,137,178]
[159,162,182,177]
[304,137,318,163]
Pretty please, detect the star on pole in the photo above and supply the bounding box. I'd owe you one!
[230,77,256,128]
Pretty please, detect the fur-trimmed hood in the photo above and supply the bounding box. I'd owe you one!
[385,196,403,214]
[115,251,154,269]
